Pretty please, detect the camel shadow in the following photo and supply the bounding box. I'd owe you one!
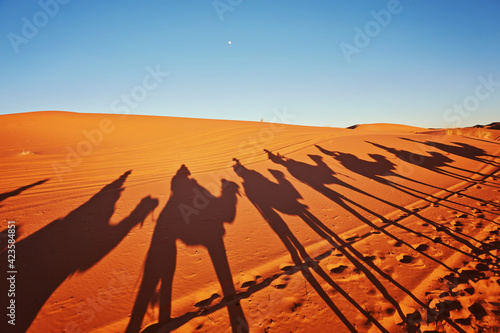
[401,137,500,167]
[314,144,498,213]
[126,165,248,333]
[0,171,158,333]
[0,179,50,251]
[367,141,496,186]
[233,159,396,332]
[261,150,472,331]
[0,178,49,208]
[313,144,498,262]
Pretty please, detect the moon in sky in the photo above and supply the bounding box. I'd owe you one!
[228,41,232,45]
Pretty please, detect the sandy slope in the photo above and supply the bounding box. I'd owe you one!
[1,111,499,333]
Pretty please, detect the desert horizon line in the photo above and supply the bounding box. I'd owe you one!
[2,109,497,130]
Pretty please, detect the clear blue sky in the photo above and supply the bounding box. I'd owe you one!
[1,0,499,128]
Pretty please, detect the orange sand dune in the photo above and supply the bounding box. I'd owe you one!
[1,111,499,333]
[347,123,427,132]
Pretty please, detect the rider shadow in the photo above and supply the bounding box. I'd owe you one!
[315,144,496,211]
[401,137,500,167]
[314,145,396,182]
[127,165,248,333]
[264,149,400,224]
[0,171,158,333]
[313,145,493,263]
[260,150,473,330]
[233,159,393,332]
[314,144,451,200]
[366,141,491,184]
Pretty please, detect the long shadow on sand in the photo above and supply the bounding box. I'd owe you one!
[368,141,499,188]
[315,144,499,222]
[262,150,474,331]
[0,179,50,251]
[233,159,394,332]
[0,178,49,208]
[315,144,500,211]
[0,171,158,333]
[307,146,498,262]
[401,137,500,168]
[126,165,248,333]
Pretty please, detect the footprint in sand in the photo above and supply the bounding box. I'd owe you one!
[343,233,359,242]
[330,249,344,257]
[398,212,410,219]
[432,237,442,243]
[451,220,463,232]
[475,263,490,272]
[397,254,413,264]
[434,225,446,232]
[415,244,429,252]
[469,302,488,320]
[327,264,348,274]
[387,239,403,247]
[363,255,377,262]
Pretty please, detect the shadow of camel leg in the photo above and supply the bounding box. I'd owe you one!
[126,239,176,333]
[158,239,177,325]
[207,240,249,333]
[126,266,161,333]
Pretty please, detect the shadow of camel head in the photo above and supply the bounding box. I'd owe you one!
[368,154,387,162]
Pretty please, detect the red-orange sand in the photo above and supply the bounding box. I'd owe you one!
[1,111,499,333]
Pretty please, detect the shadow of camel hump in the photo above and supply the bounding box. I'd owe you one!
[127,164,248,333]
[314,144,397,179]
[0,171,158,333]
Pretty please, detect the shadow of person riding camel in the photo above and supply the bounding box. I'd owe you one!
[126,165,248,333]
[401,137,500,168]
[314,144,454,198]
[233,158,397,332]
[312,144,493,263]
[314,145,396,181]
[314,143,498,210]
[0,171,158,333]
[263,148,397,219]
[367,141,493,185]
[259,150,477,331]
